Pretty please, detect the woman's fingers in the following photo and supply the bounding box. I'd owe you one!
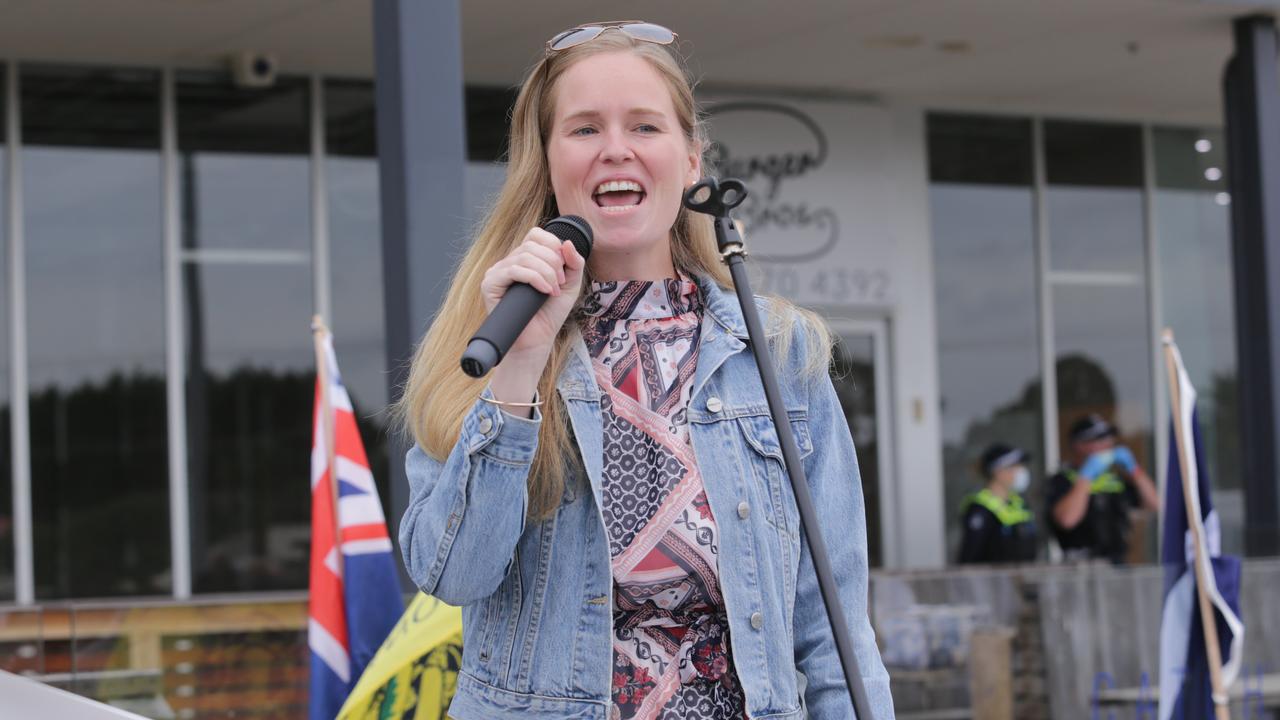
[483,260,553,299]
[500,264,558,296]
[516,239,566,287]
[480,227,586,317]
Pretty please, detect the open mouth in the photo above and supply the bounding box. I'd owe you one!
[592,179,646,212]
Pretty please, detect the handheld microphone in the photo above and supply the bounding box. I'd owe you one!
[460,215,593,378]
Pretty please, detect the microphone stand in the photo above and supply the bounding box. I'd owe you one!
[684,178,875,720]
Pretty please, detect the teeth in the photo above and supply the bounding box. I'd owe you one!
[594,180,644,195]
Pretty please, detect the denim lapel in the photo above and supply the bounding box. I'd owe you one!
[691,276,749,404]
[557,326,604,507]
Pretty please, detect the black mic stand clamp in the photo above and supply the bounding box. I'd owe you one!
[683,177,876,720]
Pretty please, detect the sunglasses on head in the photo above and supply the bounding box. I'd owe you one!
[546,21,677,53]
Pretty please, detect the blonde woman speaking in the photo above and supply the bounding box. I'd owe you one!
[396,21,894,720]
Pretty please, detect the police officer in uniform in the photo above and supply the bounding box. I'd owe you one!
[957,443,1038,565]
[1047,414,1160,564]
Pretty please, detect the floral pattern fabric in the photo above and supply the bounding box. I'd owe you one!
[579,278,747,720]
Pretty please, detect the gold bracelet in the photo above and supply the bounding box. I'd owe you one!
[479,393,544,408]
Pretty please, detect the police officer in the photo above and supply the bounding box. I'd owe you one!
[957,443,1038,565]
[1047,414,1160,564]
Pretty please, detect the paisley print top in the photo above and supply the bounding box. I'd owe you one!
[579,277,747,720]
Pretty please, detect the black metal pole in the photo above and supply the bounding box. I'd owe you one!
[372,0,469,588]
[697,197,874,718]
[1223,14,1280,556]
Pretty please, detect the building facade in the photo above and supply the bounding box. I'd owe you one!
[0,0,1275,611]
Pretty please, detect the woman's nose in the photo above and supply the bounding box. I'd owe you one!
[600,129,635,163]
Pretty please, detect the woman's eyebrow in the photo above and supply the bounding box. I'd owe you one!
[560,107,666,123]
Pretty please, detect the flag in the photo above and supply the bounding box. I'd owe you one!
[310,329,405,720]
[1158,339,1245,720]
[336,593,463,720]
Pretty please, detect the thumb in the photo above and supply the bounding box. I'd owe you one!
[561,240,587,283]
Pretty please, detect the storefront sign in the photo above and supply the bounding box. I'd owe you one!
[704,99,900,307]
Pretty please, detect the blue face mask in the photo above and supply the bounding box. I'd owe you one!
[1011,466,1031,494]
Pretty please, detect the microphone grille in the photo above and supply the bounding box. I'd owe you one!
[542,215,593,260]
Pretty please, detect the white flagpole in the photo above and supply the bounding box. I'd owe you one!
[313,315,343,580]
[1162,329,1228,719]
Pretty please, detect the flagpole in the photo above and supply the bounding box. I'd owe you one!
[1162,329,1229,720]
[313,315,343,581]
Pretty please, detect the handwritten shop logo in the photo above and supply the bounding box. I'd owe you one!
[705,102,838,263]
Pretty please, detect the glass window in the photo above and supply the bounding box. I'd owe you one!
[0,65,11,602]
[1045,121,1155,561]
[1045,122,1145,274]
[830,333,884,567]
[465,86,518,162]
[1152,126,1242,554]
[177,74,310,252]
[22,65,169,598]
[324,79,389,510]
[178,72,313,593]
[928,114,1045,562]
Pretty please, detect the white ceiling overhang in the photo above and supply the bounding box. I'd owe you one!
[0,0,1276,124]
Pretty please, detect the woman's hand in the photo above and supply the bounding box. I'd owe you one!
[481,227,586,410]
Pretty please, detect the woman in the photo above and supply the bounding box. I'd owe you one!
[956,443,1038,565]
[397,21,893,720]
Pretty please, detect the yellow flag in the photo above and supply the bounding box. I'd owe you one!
[336,593,463,720]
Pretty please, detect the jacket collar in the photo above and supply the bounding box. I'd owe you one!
[694,274,750,341]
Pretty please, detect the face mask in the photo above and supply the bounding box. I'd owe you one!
[1011,467,1031,494]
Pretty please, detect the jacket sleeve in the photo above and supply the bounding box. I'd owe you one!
[398,386,539,606]
[792,366,896,719]
[957,506,993,565]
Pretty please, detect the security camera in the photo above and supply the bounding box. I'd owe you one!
[229,51,278,88]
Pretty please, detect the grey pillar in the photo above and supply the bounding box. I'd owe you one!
[372,0,468,584]
[1223,14,1280,556]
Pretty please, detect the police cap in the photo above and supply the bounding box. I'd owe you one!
[1068,413,1118,445]
[980,443,1029,478]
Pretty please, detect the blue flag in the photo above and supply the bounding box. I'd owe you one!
[1158,340,1244,720]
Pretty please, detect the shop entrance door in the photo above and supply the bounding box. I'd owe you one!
[828,319,898,568]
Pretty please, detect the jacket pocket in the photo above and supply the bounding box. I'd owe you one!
[736,410,812,535]
[473,548,523,679]
[736,410,809,621]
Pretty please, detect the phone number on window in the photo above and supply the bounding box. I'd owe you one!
[756,266,890,305]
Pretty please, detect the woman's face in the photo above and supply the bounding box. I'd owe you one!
[546,51,700,280]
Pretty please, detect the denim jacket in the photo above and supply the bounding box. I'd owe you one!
[400,278,895,719]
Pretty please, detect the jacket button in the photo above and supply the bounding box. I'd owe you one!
[737,501,750,519]
[478,417,493,435]
[706,397,723,413]
[750,612,763,630]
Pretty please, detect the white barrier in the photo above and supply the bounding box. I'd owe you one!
[0,670,150,719]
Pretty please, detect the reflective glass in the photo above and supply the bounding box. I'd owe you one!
[928,114,1045,562]
[325,79,389,511]
[465,87,519,162]
[177,73,310,252]
[178,72,313,593]
[1045,121,1145,274]
[1045,121,1154,561]
[830,334,883,567]
[185,263,313,592]
[22,65,169,598]
[0,65,10,602]
[1152,126,1243,554]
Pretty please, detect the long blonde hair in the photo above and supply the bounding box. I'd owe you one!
[396,32,830,518]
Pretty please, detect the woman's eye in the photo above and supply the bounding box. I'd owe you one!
[636,124,660,133]
[571,126,597,136]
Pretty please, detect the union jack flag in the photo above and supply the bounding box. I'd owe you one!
[309,329,404,720]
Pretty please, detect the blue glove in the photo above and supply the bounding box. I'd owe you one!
[1079,450,1116,479]
[1112,446,1138,473]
